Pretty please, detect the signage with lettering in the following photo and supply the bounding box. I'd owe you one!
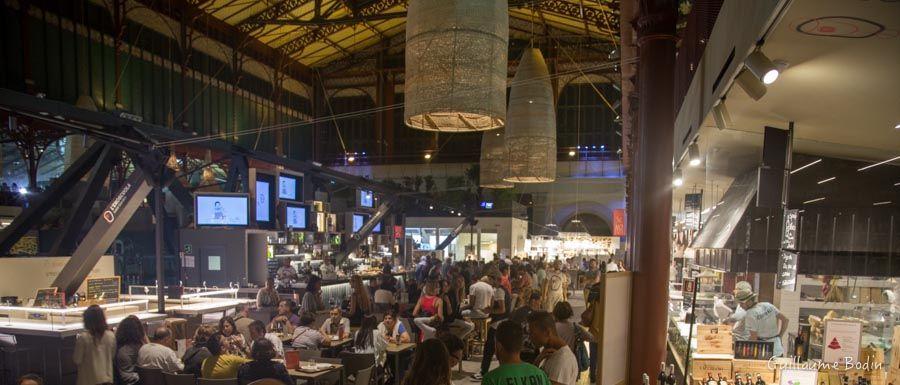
[86,276,121,302]
[823,319,861,364]
[776,250,798,290]
[684,193,703,230]
[613,209,626,237]
[781,209,799,250]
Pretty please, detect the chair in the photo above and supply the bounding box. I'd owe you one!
[164,372,197,385]
[138,367,166,385]
[248,380,286,385]
[339,351,376,379]
[355,366,375,385]
[467,317,491,356]
[198,379,238,385]
[298,349,322,361]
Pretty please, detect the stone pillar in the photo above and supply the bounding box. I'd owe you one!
[627,0,678,382]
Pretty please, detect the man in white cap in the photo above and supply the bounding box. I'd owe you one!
[733,281,789,357]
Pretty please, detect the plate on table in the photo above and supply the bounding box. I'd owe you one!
[299,363,334,372]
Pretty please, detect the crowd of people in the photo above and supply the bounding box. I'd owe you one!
[46,253,614,385]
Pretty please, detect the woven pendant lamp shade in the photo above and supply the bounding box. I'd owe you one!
[404,0,508,132]
[504,48,556,183]
[479,129,514,189]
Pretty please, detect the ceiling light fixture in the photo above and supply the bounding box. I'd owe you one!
[712,100,732,130]
[424,153,432,160]
[688,142,701,167]
[745,51,780,85]
[894,123,900,130]
[873,201,892,206]
[791,159,822,174]
[803,197,826,204]
[347,155,356,163]
[429,205,434,210]
[858,155,900,171]
[673,168,684,187]
[735,70,767,101]
[568,150,576,157]
[817,177,836,184]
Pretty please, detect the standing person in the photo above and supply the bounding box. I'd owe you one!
[481,321,551,385]
[535,262,547,291]
[256,277,281,310]
[527,311,578,385]
[248,320,284,358]
[138,327,185,373]
[353,314,387,367]
[471,269,510,381]
[300,275,324,314]
[541,262,568,312]
[401,339,452,385]
[412,281,443,341]
[73,305,116,385]
[232,304,255,343]
[219,316,249,356]
[268,299,300,334]
[374,280,397,312]
[201,334,250,379]
[415,256,429,284]
[462,273,496,320]
[114,315,146,385]
[552,302,593,380]
[378,310,411,343]
[348,274,374,325]
[236,339,293,385]
[276,258,298,284]
[498,263,513,294]
[182,325,215,377]
[734,281,789,357]
[320,307,351,340]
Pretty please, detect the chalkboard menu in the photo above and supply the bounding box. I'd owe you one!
[777,250,798,290]
[87,276,121,302]
[33,288,58,307]
[781,209,799,250]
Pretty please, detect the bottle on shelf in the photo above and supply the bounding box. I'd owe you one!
[667,364,676,385]
[657,363,667,385]
[718,373,729,385]
[707,373,716,385]
[794,334,805,358]
[755,373,765,385]
[744,373,752,385]
[735,373,743,385]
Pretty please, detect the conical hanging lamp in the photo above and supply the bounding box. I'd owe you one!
[505,48,556,183]
[404,0,508,132]
[479,129,514,189]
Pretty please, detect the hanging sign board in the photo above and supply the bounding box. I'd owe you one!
[776,250,798,291]
[612,209,626,237]
[823,319,862,364]
[781,209,799,250]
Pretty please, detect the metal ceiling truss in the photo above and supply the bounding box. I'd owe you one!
[236,0,308,33]
[278,0,406,56]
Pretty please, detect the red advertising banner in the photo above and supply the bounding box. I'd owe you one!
[393,225,404,239]
[613,209,626,237]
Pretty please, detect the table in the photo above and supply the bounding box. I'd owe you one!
[289,362,345,385]
[386,342,415,385]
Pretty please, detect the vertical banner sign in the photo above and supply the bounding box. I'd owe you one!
[777,209,800,290]
[781,209,799,250]
[612,209,626,237]
[684,193,703,230]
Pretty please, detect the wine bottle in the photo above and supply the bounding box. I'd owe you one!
[657,363,667,385]
[667,365,676,385]
[755,373,765,385]
[794,334,805,357]
[707,373,717,385]
[718,373,729,385]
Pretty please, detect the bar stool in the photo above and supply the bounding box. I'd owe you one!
[467,317,491,356]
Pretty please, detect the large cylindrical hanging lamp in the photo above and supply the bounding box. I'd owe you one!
[479,129,514,189]
[404,0,508,132]
[505,48,556,183]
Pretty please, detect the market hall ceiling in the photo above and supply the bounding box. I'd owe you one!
[184,0,619,68]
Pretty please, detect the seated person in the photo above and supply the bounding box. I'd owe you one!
[249,320,284,358]
[319,307,351,340]
[236,339,293,385]
[138,327,184,373]
[201,334,250,379]
[291,312,325,349]
[182,325,215,377]
[377,309,411,344]
[268,300,300,334]
[353,314,386,367]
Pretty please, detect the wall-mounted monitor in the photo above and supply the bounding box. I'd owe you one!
[285,204,310,230]
[278,173,302,201]
[255,173,276,224]
[358,189,374,208]
[373,220,383,234]
[352,213,368,232]
[195,193,249,226]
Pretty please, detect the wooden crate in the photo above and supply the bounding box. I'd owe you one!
[732,359,775,384]
[696,325,733,354]
[692,358,733,383]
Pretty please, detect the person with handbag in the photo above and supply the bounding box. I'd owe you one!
[551,302,593,381]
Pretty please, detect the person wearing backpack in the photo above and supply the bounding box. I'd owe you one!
[551,302,593,380]
[528,311,578,385]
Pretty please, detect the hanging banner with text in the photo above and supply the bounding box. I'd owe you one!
[781,209,799,250]
[684,193,703,230]
[613,209,626,237]
[777,250,798,290]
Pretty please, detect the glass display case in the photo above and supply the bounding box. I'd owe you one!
[0,299,151,331]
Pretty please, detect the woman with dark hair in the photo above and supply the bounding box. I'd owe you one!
[236,339,293,385]
[439,279,475,340]
[114,315,147,385]
[348,275,374,325]
[401,339,452,385]
[73,305,116,385]
[300,275,324,314]
[412,281,443,341]
[183,325,215,377]
[218,316,249,356]
[353,314,386,366]
[552,301,594,364]
[201,333,250,379]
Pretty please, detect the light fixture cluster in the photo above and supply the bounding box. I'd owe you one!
[736,50,783,101]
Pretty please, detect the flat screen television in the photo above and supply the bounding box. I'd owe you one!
[373,221,383,233]
[358,189,374,208]
[352,213,368,232]
[285,204,309,230]
[255,173,276,224]
[195,194,249,226]
[278,174,301,201]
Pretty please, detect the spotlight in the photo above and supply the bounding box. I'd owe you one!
[745,51,779,85]
[672,168,684,187]
[450,210,455,214]
[894,123,900,130]
[568,150,576,157]
[735,70,767,101]
[457,212,462,216]
[347,155,356,163]
[712,101,732,130]
[18,187,27,195]
[429,205,434,210]
[688,142,701,167]
[600,145,606,150]
[424,153,432,160]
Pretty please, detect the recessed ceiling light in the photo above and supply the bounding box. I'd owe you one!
[803,197,826,204]
[791,159,822,174]
[817,177,836,184]
[424,153,432,160]
[568,150,576,157]
[672,168,684,187]
[858,155,900,171]
[873,201,892,206]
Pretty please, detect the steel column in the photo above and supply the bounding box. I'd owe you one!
[335,198,397,265]
[436,217,478,251]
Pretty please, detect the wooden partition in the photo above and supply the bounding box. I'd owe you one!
[594,272,633,385]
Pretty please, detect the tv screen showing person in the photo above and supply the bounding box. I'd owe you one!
[196,196,249,226]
